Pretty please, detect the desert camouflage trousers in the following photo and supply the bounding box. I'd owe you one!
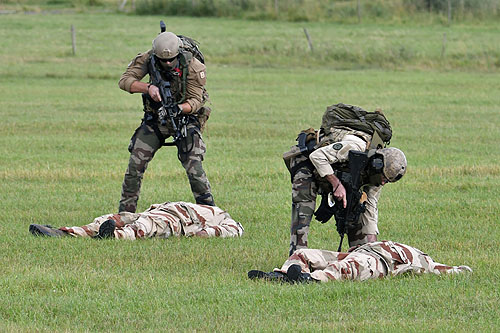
[119,117,214,213]
[289,154,378,256]
[277,241,470,282]
[60,202,244,240]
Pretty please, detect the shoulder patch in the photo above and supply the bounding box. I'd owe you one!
[199,71,205,79]
[332,143,343,150]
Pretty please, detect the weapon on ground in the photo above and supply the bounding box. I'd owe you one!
[314,150,369,251]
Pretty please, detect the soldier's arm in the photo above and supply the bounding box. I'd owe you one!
[325,174,347,208]
[357,185,382,240]
[183,58,206,114]
[118,51,151,93]
[309,135,367,178]
[310,135,367,207]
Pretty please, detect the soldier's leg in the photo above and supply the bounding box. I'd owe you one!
[116,215,173,240]
[316,252,385,282]
[289,157,317,256]
[119,124,162,213]
[178,128,215,206]
[275,249,384,282]
[276,248,341,275]
[348,185,381,247]
[59,212,140,237]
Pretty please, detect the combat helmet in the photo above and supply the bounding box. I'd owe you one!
[378,147,407,182]
[152,32,181,59]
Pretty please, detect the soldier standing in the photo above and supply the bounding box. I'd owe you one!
[118,30,214,213]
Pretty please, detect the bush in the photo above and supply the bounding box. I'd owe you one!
[117,0,500,22]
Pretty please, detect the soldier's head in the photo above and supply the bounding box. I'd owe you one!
[378,147,407,184]
[152,32,181,68]
[367,147,407,186]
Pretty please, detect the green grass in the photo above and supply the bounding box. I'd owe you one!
[0,12,499,332]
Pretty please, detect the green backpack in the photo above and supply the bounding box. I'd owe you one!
[321,103,392,145]
[178,35,205,64]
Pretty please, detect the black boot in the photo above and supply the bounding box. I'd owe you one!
[96,219,116,239]
[29,224,68,237]
[195,193,215,206]
[286,264,317,283]
[248,270,290,283]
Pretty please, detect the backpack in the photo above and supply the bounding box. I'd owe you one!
[321,103,392,144]
[178,35,205,64]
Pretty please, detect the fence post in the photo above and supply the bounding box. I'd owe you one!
[71,24,76,55]
[119,0,127,11]
[441,32,447,58]
[303,28,314,53]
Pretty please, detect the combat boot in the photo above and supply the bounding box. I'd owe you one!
[95,219,116,239]
[286,264,318,283]
[29,224,68,237]
[248,270,290,283]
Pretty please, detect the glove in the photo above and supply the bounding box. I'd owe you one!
[314,193,337,223]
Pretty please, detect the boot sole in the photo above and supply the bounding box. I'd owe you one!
[97,220,116,239]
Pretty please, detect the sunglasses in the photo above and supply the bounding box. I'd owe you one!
[156,55,177,63]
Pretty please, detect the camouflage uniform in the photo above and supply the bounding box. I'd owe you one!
[276,241,472,282]
[118,50,214,213]
[59,202,244,240]
[289,128,381,256]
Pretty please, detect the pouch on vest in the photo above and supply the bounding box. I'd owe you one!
[283,128,318,171]
[196,106,211,133]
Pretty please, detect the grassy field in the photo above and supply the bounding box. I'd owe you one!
[0,12,499,332]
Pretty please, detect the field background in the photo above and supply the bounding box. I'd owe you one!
[0,9,499,332]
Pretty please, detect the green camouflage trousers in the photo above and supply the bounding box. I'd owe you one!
[277,241,472,282]
[60,202,244,239]
[119,118,214,213]
[289,154,377,256]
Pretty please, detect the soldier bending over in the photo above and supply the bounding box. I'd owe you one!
[29,202,243,240]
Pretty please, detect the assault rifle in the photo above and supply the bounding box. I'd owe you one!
[146,55,187,145]
[314,150,369,251]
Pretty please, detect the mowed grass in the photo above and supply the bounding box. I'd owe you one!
[0,13,499,332]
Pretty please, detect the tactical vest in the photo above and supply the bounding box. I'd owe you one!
[144,56,211,133]
[148,60,184,104]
